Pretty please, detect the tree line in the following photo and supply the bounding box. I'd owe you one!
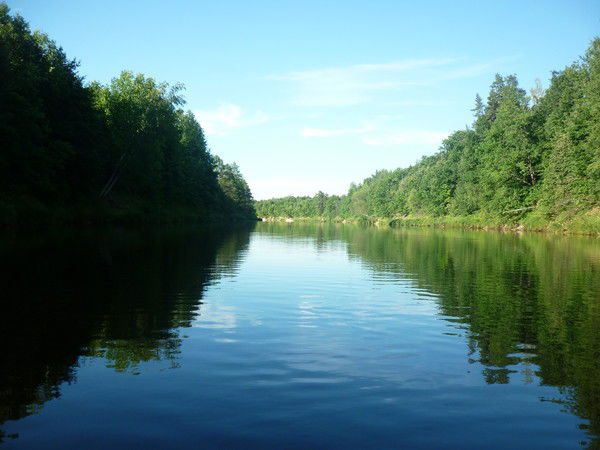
[257,39,600,229]
[0,3,255,225]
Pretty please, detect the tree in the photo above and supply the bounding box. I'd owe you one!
[0,3,256,223]
[213,156,255,217]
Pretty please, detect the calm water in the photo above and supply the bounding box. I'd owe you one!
[1,222,599,449]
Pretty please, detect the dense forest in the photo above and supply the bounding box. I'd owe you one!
[257,39,600,232]
[0,4,255,225]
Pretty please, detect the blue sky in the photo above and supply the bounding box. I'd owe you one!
[9,1,599,199]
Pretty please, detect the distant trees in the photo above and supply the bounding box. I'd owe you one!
[256,39,600,222]
[0,3,255,223]
[257,194,346,219]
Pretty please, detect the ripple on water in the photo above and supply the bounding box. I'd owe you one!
[1,224,598,448]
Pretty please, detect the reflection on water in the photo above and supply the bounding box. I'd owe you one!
[0,225,251,443]
[0,222,598,448]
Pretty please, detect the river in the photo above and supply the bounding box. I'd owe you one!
[1,222,598,448]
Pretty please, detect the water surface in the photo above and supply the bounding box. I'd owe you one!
[1,223,599,448]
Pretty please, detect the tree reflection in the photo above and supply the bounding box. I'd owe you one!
[1,223,598,446]
[258,223,600,445]
[0,224,252,441]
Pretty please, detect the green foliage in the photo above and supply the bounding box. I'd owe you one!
[213,156,255,217]
[257,39,600,231]
[0,4,102,201]
[539,39,600,211]
[0,4,255,224]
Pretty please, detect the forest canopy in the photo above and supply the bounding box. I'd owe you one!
[0,3,255,224]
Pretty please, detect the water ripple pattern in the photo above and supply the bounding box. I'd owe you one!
[0,223,598,449]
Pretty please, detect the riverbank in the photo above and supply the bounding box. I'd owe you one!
[0,196,257,229]
[260,209,600,235]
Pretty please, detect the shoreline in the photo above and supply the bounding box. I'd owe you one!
[259,212,600,236]
[0,200,258,230]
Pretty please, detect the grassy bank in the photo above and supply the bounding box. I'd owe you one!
[260,209,600,235]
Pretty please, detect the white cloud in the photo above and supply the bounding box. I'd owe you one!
[268,58,459,107]
[363,130,450,147]
[303,126,372,137]
[386,100,457,107]
[194,104,268,136]
[268,56,514,108]
[433,56,519,82]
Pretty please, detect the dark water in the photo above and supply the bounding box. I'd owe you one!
[1,222,599,449]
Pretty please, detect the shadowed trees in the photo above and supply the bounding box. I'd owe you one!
[0,4,255,224]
